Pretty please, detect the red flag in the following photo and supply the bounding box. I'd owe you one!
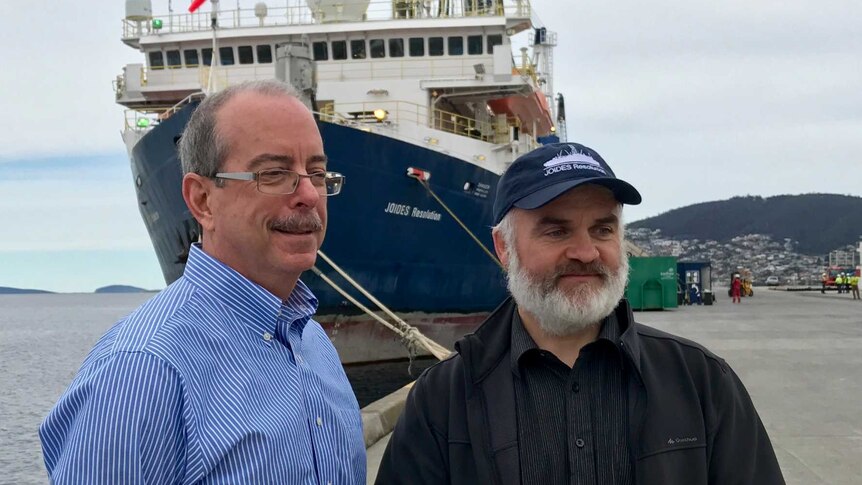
[189,0,207,12]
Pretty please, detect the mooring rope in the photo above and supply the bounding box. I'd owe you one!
[411,176,503,270]
[314,251,451,362]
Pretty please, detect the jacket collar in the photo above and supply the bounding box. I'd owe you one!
[616,299,644,380]
[455,297,644,384]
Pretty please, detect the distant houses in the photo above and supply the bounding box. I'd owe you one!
[626,228,829,286]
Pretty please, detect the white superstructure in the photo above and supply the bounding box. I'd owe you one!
[115,0,560,172]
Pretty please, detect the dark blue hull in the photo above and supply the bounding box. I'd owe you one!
[130,103,507,315]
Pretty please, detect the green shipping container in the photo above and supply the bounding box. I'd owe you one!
[626,256,679,310]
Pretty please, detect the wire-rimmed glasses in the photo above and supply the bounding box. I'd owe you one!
[214,169,345,196]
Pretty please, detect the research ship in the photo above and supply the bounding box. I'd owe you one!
[115,0,564,363]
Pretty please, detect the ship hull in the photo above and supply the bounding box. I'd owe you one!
[130,102,507,363]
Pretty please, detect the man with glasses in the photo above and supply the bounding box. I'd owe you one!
[39,80,364,484]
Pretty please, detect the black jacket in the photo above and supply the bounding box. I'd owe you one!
[376,298,784,485]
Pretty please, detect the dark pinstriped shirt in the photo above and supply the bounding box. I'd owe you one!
[511,310,633,485]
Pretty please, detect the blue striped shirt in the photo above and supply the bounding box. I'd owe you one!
[39,244,365,484]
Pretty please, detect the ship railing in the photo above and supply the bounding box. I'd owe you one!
[122,92,206,132]
[124,109,164,133]
[137,56,507,87]
[319,100,519,143]
[113,75,126,100]
[122,0,531,38]
[164,92,207,118]
[431,108,496,142]
[137,64,279,91]
[318,100,429,129]
[513,48,540,86]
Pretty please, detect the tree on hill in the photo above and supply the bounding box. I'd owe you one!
[629,194,862,255]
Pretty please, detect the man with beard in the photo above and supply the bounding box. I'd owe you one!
[40,81,365,483]
[376,143,783,484]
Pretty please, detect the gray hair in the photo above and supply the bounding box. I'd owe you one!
[493,211,517,254]
[492,205,626,256]
[178,80,301,180]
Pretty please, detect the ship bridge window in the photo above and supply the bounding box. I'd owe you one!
[238,46,254,64]
[202,48,213,66]
[370,39,385,59]
[468,35,483,55]
[148,51,164,70]
[350,40,366,59]
[219,47,235,65]
[166,50,182,68]
[332,40,347,60]
[257,45,273,63]
[312,41,328,61]
[448,36,463,55]
[184,49,199,67]
[487,34,503,54]
[409,37,424,57]
[389,38,404,58]
[429,37,444,56]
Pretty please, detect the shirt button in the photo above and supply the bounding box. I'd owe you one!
[572,382,580,393]
[575,438,585,448]
[263,332,272,342]
[316,416,323,427]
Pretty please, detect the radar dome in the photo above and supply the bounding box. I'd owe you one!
[126,0,153,21]
[254,2,268,19]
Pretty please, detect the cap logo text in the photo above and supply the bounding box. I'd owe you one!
[542,147,607,177]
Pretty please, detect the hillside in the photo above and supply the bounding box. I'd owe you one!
[0,286,54,295]
[630,194,862,255]
[95,285,152,294]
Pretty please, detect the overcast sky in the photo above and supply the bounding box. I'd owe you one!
[0,0,860,291]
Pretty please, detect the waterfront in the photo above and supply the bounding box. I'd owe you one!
[0,292,429,484]
[3,290,860,484]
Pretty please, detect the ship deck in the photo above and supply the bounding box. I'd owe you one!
[365,288,862,484]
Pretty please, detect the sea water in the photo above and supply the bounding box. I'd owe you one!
[0,293,152,484]
[0,292,430,483]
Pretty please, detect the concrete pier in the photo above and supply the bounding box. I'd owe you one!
[365,289,862,484]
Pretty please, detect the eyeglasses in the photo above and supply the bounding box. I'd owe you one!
[214,169,345,196]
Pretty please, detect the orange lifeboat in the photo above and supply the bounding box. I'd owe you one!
[487,89,554,136]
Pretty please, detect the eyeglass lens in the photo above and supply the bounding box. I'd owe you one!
[257,170,342,196]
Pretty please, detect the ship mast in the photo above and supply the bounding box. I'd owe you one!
[207,0,221,94]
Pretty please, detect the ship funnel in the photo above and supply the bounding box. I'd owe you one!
[306,0,370,23]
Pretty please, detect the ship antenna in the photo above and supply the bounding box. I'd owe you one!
[206,0,221,94]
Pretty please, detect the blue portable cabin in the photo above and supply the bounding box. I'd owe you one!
[677,261,712,292]
[677,261,712,304]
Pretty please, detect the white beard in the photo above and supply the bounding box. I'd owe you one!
[506,247,629,336]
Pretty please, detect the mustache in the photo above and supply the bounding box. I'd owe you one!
[539,260,611,294]
[269,213,324,233]
[553,260,612,279]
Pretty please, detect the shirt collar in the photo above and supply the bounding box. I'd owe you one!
[183,243,319,339]
[510,309,622,377]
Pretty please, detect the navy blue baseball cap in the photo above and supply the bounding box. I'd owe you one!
[493,142,641,224]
